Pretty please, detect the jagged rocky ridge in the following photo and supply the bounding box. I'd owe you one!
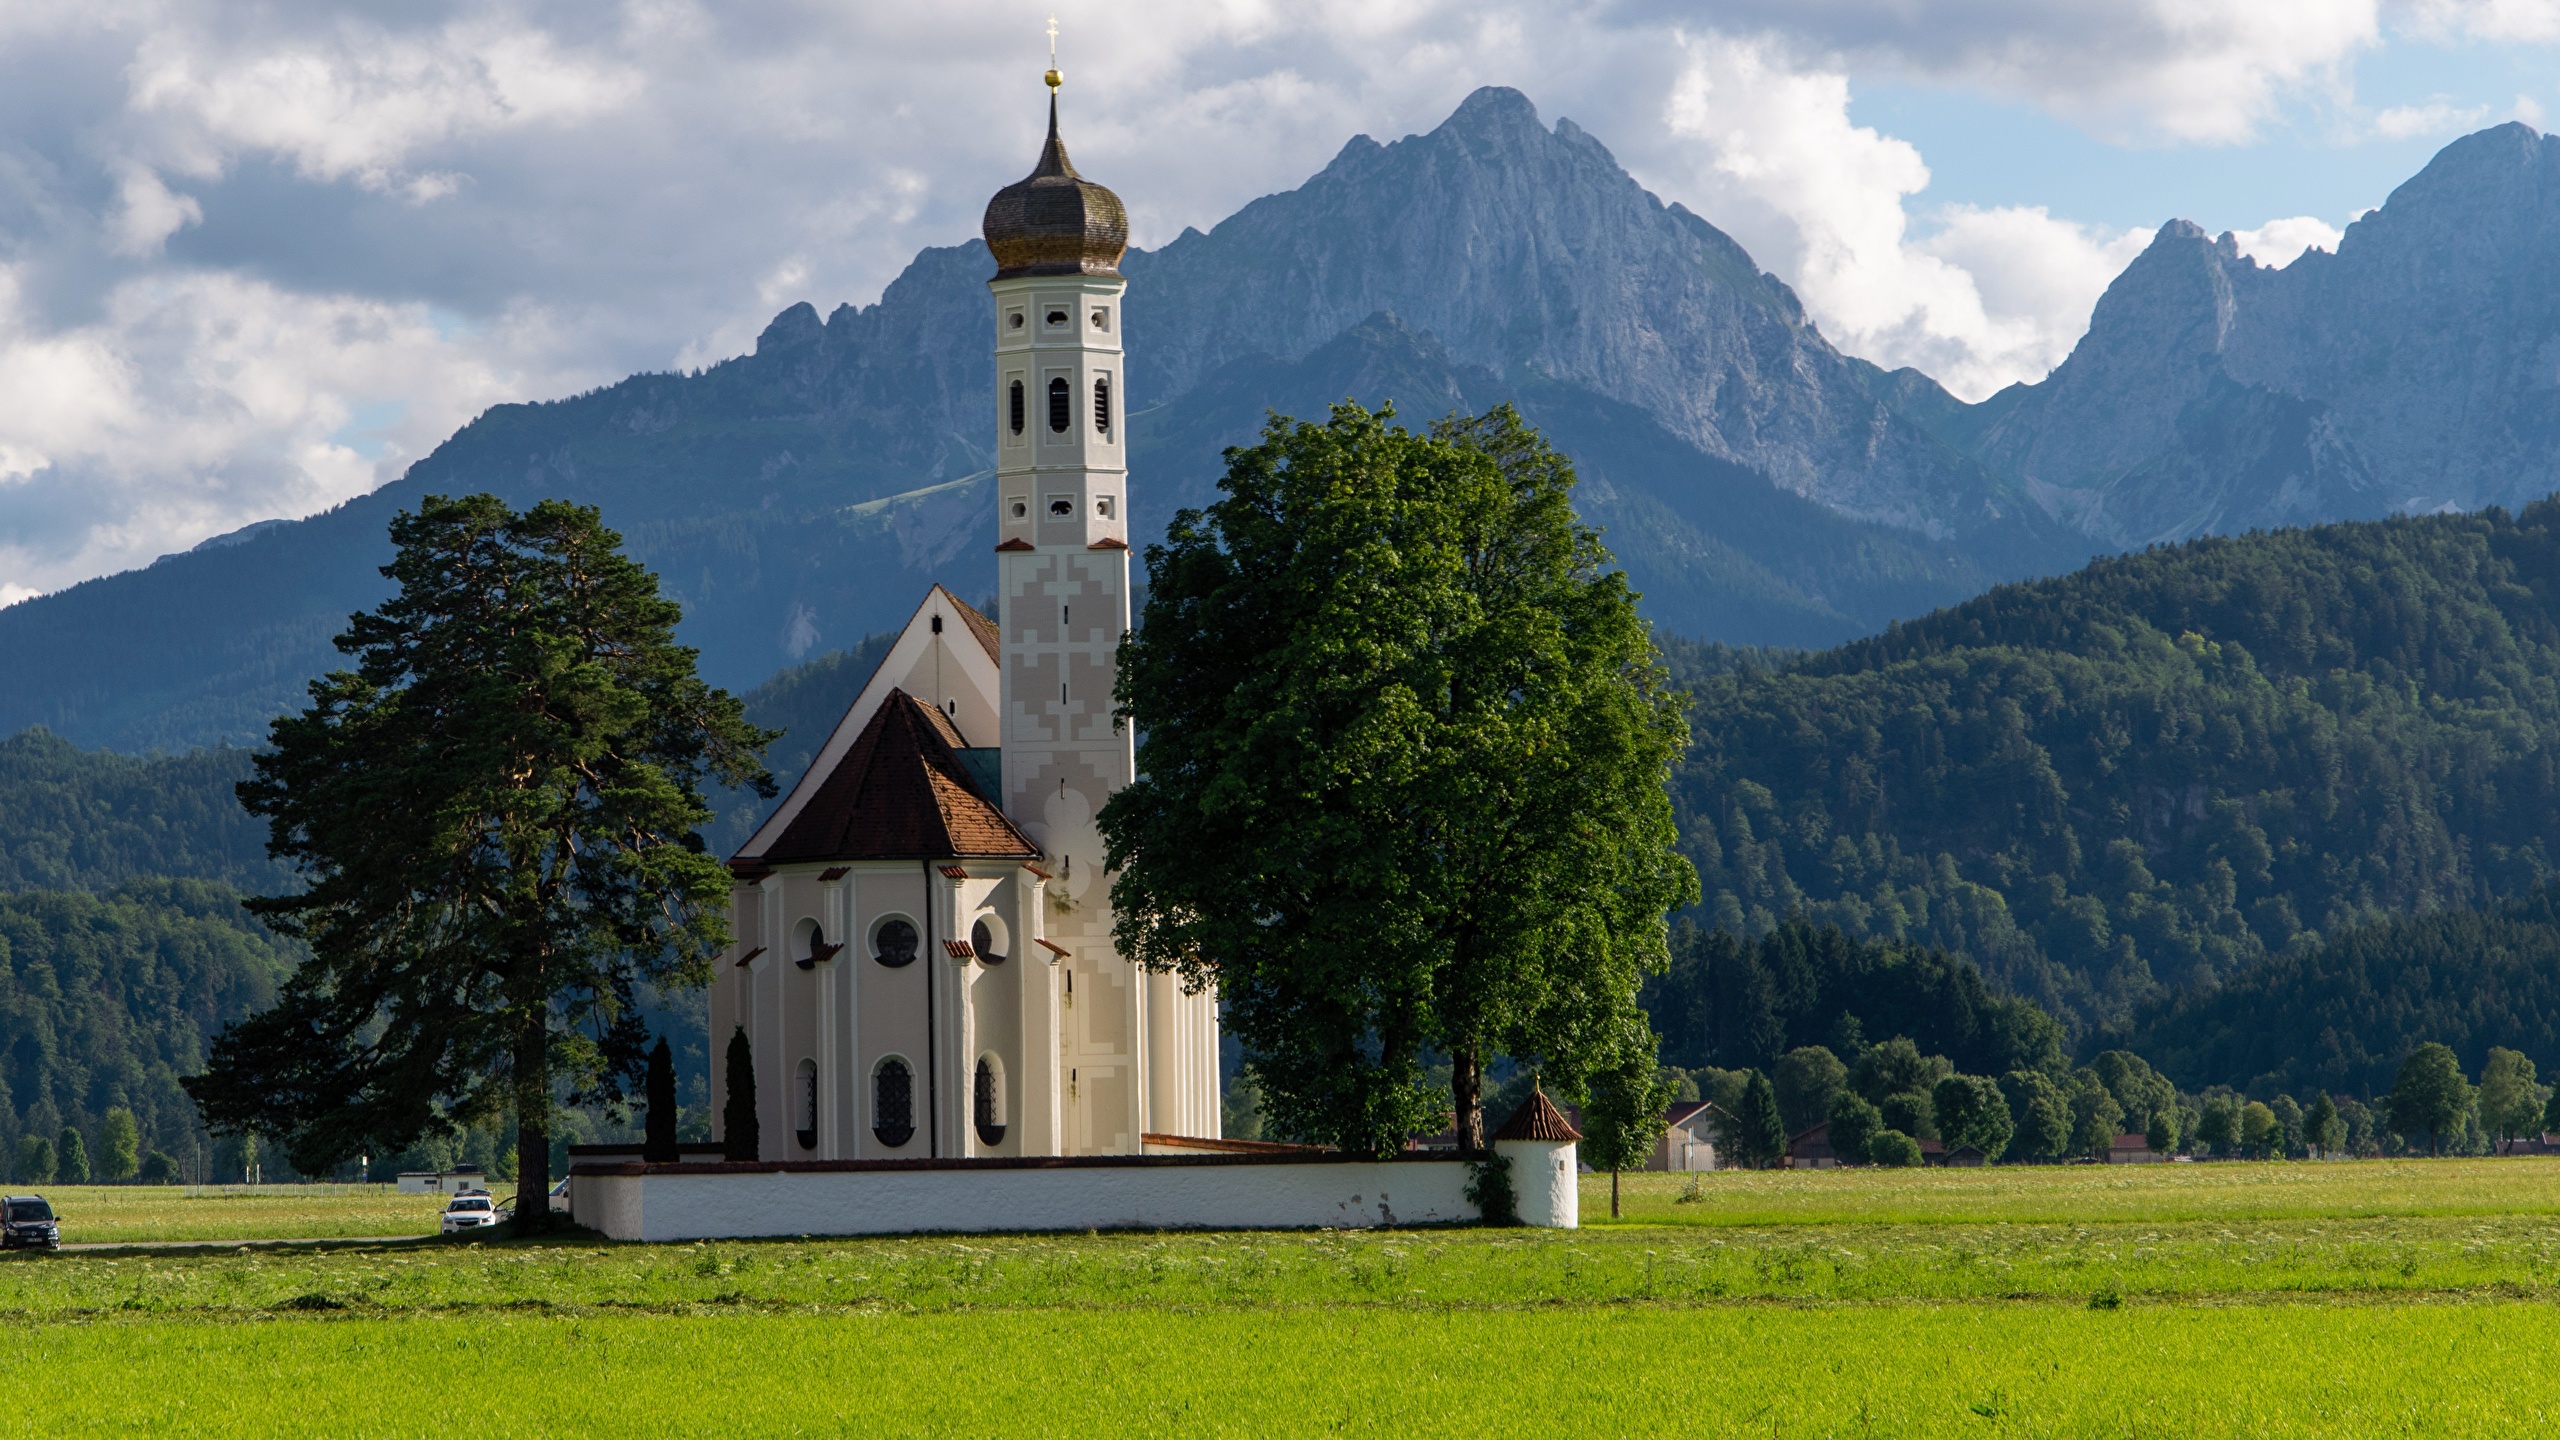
[0,87,2069,751]
[1957,123,2560,548]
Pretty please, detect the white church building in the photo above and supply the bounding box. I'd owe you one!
[706,83,1222,1165]
[571,80,1577,1240]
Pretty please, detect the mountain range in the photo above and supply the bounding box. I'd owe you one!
[7,91,2560,752]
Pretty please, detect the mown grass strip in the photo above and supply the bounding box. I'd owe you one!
[1593,1156,2560,1225]
[7,1216,2560,1318]
[5,1298,2556,1437]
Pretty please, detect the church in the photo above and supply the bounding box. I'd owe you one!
[707,81,1225,1163]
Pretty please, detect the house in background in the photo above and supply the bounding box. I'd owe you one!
[395,1166,489,1195]
[1644,1100,1725,1171]
[2108,1133,2167,1164]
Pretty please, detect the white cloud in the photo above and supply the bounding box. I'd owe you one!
[9,0,2543,602]
[106,164,203,257]
[0,261,588,596]
[127,15,642,196]
[1657,32,2150,400]
[2397,0,2560,42]
[1642,0,2384,144]
[2372,100,2492,137]
[2230,215,2346,266]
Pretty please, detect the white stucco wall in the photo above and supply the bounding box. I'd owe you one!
[1500,1139,1578,1229]
[568,1154,1566,1242]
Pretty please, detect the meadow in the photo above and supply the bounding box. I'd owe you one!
[5,1160,2560,1436]
[28,1184,445,1245]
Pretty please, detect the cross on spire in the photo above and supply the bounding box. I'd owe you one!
[1045,15,1061,91]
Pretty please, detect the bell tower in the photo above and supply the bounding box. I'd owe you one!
[983,65,1218,1151]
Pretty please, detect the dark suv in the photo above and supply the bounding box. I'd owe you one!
[2,1195,59,1251]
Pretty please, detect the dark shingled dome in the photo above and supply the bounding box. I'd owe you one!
[982,95,1127,280]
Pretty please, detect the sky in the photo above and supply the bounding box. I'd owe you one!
[2,1,2557,607]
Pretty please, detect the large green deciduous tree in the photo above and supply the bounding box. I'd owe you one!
[184,495,772,1216]
[2385,1042,2474,1157]
[1101,404,1696,1156]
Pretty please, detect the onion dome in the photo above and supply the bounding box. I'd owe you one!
[982,92,1127,280]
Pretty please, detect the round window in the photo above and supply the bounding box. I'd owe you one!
[971,916,1008,965]
[872,917,918,968]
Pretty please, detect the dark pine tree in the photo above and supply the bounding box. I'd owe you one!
[644,1036,679,1163]
[1737,1070,1788,1169]
[722,1026,758,1161]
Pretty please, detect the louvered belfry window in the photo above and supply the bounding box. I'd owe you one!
[1048,377,1070,433]
[1093,376,1111,436]
[874,1059,914,1148]
[1009,380,1024,435]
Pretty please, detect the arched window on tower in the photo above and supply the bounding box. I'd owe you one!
[873,1058,914,1148]
[1093,376,1111,437]
[971,914,1008,965]
[1047,377,1070,433]
[795,1058,818,1151]
[1009,380,1024,435]
[974,1055,1007,1147]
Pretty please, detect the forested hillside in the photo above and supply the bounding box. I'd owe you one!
[0,881,298,1171]
[1679,500,2560,1031]
[0,633,886,1182]
[2128,882,2560,1097]
[0,730,288,894]
[1644,918,2067,1079]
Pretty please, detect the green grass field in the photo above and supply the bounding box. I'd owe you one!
[8,1162,2560,1435]
[27,1184,446,1244]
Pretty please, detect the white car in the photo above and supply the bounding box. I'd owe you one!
[439,1192,501,1234]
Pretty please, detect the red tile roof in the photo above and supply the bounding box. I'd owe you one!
[995,538,1034,552]
[755,689,1039,865]
[1492,1086,1582,1143]
[944,590,1000,663]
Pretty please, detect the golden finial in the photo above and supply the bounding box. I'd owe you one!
[1045,16,1062,90]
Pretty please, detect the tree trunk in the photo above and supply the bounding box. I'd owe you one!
[1611,1169,1621,1218]
[1453,1045,1484,1155]
[514,1017,550,1232]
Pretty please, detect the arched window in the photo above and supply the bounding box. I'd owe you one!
[795,1058,818,1151]
[974,1055,1007,1147]
[793,918,838,971]
[872,917,918,968]
[873,1058,914,1148]
[1047,377,1070,433]
[1008,380,1024,435]
[1093,376,1111,436]
[971,914,1008,965]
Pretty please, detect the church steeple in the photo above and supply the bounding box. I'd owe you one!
[980,77,1127,281]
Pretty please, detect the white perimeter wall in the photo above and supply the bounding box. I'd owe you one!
[573,1146,1577,1242]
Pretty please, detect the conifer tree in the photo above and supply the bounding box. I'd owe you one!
[2306,1092,2343,1157]
[184,494,773,1222]
[644,1037,679,1164]
[722,1026,759,1162]
[1735,1070,1787,1169]
[56,1128,88,1184]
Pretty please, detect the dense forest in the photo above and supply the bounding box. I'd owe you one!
[1677,500,2560,1031]
[2128,882,2560,1097]
[0,730,287,894]
[0,631,894,1182]
[1643,917,2067,1080]
[0,881,296,1175]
